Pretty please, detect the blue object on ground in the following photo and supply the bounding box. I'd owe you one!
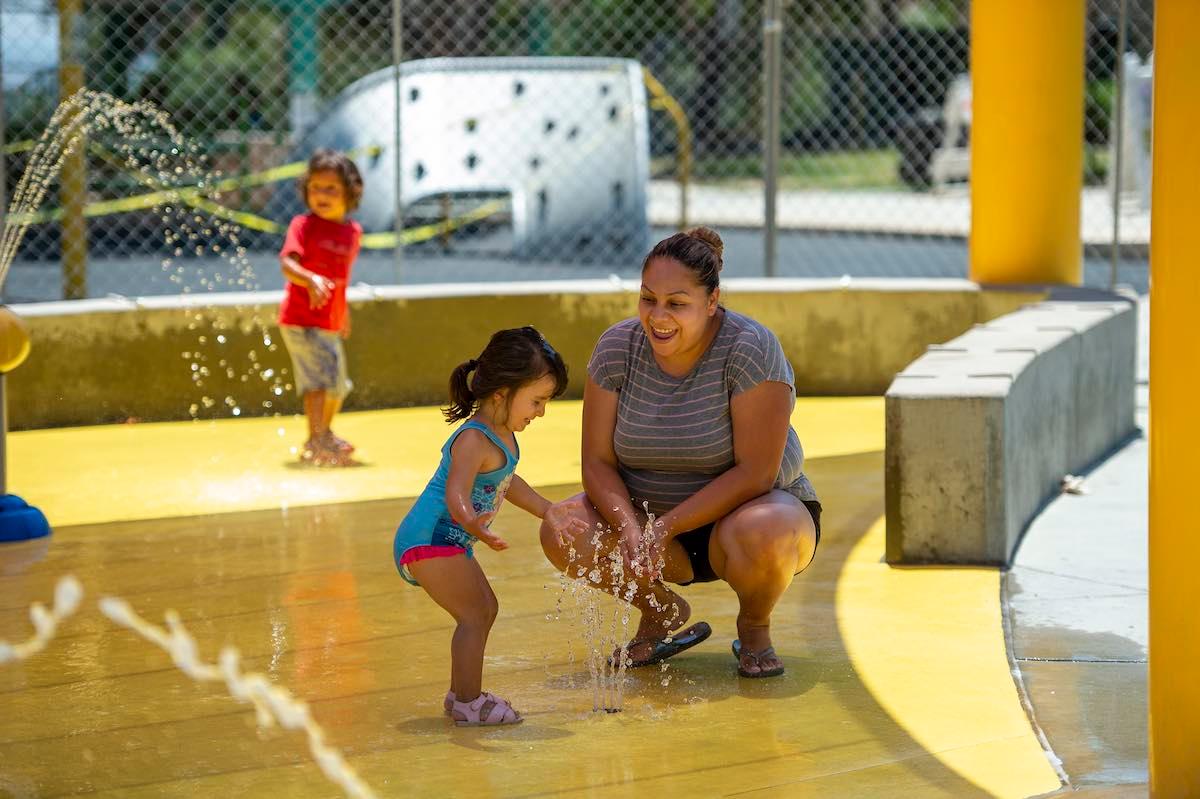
[0,494,51,542]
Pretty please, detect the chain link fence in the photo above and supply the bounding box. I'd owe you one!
[0,0,1155,303]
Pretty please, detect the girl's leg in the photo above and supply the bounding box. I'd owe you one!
[407,553,498,702]
[539,493,697,661]
[708,490,817,676]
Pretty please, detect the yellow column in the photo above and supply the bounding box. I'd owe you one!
[969,0,1083,285]
[1149,2,1200,794]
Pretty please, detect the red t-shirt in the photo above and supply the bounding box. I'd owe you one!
[278,213,363,332]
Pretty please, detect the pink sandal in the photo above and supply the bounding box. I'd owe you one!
[443,690,501,715]
[451,692,522,727]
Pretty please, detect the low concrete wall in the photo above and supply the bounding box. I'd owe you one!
[884,289,1137,566]
[9,278,1041,430]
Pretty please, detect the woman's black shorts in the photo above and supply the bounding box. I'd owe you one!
[674,499,822,586]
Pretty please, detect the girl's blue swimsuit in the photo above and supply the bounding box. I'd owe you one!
[393,420,519,586]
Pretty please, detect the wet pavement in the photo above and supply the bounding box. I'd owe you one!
[1005,296,1150,793]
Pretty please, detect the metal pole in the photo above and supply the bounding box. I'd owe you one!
[392,0,404,284]
[1,8,7,495]
[1148,1,1200,789]
[1109,0,1127,290]
[58,0,88,300]
[970,0,1084,284]
[1,1,7,248]
[0,376,7,496]
[763,0,783,278]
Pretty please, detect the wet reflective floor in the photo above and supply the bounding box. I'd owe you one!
[1,400,1065,797]
[1006,381,1150,795]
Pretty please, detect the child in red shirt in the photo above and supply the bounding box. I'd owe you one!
[278,149,364,466]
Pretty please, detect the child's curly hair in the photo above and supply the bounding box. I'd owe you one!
[299,149,364,212]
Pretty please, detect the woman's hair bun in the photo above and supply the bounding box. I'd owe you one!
[684,226,724,265]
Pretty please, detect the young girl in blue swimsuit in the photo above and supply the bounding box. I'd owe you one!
[394,326,585,727]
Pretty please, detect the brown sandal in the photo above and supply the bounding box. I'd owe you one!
[732,639,785,678]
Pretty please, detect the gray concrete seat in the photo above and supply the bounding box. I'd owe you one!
[885,292,1137,565]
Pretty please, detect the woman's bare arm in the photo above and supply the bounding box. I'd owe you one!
[581,375,651,570]
[655,380,793,537]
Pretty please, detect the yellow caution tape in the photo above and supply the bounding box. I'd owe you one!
[2,139,36,156]
[3,142,503,248]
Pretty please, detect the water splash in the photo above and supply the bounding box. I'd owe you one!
[548,506,673,713]
[0,576,83,664]
[0,88,289,419]
[99,594,376,799]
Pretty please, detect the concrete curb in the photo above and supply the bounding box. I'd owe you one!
[885,287,1138,565]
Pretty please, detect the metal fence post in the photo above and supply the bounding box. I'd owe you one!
[57,0,88,300]
[1110,0,1128,290]
[393,0,404,284]
[763,0,783,278]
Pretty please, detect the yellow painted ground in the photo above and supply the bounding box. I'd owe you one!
[10,397,885,528]
[2,397,1062,797]
[837,518,1061,797]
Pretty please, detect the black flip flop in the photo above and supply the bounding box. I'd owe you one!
[616,621,713,668]
[732,639,785,678]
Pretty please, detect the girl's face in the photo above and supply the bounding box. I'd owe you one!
[639,256,719,361]
[307,169,349,222]
[496,372,557,433]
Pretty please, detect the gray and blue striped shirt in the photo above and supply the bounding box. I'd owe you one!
[587,309,817,518]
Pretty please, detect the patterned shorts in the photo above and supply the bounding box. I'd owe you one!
[278,324,353,398]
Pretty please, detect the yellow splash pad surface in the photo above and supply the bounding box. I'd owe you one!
[1,398,1059,797]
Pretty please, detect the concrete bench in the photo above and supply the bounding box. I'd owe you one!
[885,290,1138,565]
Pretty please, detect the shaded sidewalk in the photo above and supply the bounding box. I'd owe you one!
[1007,296,1150,795]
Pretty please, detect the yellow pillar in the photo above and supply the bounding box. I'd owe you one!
[1149,2,1200,794]
[969,0,1083,285]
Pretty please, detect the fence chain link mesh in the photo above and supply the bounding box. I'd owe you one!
[0,0,1154,303]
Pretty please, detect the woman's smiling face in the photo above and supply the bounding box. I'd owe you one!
[639,256,719,362]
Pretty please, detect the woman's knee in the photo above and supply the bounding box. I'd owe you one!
[539,495,598,570]
[740,526,802,568]
[539,518,567,565]
[718,509,807,571]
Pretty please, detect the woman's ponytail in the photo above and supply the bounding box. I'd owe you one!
[443,358,478,422]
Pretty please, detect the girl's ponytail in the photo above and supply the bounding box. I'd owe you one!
[443,358,478,422]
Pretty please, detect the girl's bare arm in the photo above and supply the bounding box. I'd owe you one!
[445,431,508,551]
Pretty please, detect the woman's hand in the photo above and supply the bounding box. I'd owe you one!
[618,517,663,580]
[463,510,508,551]
[544,501,589,546]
